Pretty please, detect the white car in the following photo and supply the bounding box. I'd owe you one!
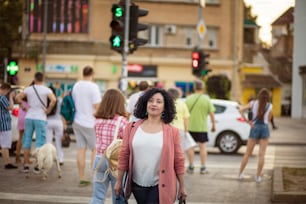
[183,98,250,154]
[207,99,250,154]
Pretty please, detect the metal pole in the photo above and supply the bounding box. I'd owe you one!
[121,0,130,97]
[197,4,202,49]
[4,57,8,83]
[42,0,48,74]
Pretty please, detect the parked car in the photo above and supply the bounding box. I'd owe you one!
[207,99,250,154]
[182,98,250,154]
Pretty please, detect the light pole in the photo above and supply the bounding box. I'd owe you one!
[42,0,48,74]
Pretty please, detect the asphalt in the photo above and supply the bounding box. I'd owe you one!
[0,117,305,204]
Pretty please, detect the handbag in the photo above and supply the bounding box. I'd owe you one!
[178,196,186,204]
[62,130,71,148]
[179,129,197,151]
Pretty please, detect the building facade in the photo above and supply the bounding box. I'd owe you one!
[14,0,244,99]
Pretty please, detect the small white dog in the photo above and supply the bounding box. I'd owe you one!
[31,143,62,180]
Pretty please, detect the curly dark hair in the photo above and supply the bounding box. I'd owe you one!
[134,88,176,124]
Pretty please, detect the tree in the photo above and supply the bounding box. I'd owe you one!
[0,0,23,82]
[206,75,231,100]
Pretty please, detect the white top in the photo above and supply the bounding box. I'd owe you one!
[127,91,144,122]
[72,80,101,128]
[24,85,52,121]
[250,100,272,124]
[132,127,163,187]
[47,97,62,121]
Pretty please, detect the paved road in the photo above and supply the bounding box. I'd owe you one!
[0,117,305,204]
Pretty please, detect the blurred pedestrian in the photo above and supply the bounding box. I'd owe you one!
[168,87,196,153]
[72,66,101,187]
[238,88,273,182]
[114,88,187,203]
[46,86,64,165]
[15,97,30,164]
[0,83,18,169]
[90,89,128,204]
[16,72,56,173]
[185,80,216,174]
[126,80,149,122]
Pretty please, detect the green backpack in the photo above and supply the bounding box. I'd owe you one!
[60,88,75,123]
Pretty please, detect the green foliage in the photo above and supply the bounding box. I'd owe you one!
[0,0,23,56]
[206,75,231,100]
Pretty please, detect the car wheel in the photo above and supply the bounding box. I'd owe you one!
[217,131,241,154]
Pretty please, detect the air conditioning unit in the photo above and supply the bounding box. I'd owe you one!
[165,25,176,35]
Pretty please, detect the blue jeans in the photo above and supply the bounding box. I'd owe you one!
[249,121,270,140]
[90,156,126,204]
[22,119,47,149]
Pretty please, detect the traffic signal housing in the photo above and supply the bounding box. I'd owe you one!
[192,50,203,77]
[191,49,211,77]
[129,4,149,53]
[201,51,211,76]
[110,3,125,53]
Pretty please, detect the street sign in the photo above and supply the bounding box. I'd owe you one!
[197,19,207,40]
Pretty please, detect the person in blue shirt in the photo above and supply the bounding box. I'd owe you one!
[0,83,18,169]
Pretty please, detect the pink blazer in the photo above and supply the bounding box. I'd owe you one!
[118,119,185,204]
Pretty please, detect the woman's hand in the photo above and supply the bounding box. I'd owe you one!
[177,186,187,202]
[114,181,122,197]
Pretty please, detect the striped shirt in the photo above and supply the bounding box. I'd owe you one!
[95,115,128,155]
[0,95,11,131]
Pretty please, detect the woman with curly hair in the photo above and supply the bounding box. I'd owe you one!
[238,88,273,183]
[114,88,187,204]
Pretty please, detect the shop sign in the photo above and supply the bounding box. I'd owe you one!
[128,65,157,77]
[45,64,79,73]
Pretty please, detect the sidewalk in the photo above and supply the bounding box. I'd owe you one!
[0,117,305,203]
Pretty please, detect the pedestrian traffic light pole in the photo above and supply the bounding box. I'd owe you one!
[121,0,130,97]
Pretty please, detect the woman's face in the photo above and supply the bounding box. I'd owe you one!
[147,93,165,117]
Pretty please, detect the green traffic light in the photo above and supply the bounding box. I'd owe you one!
[115,7,123,17]
[112,35,122,47]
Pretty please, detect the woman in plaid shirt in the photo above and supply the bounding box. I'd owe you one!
[90,89,128,204]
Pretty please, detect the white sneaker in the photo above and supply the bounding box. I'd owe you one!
[238,173,244,180]
[255,176,262,183]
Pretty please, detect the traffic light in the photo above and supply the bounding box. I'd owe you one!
[129,4,149,53]
[192,50,211,77]
[110,3,125,53]
[192,50,203,77]
[201,52,211,76]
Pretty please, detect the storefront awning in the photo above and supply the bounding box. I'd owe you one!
[242,74,281,88]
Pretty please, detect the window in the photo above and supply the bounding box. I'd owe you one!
[185,28,193,47]
[29,0,89,33]
[203,27,219,49]
[141,25,163,47]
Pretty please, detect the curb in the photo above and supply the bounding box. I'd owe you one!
[272,167,306,203]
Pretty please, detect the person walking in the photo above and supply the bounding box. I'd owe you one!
[46,86,64,165]
[16,72,56,173]
[114,88,187,204]
[72,66,101,187]
[185,80,216,174]
[15,97,29,164]
[126,80,149,122]
[168,87,196,152]
[0,83,18,169]
[238,88,273,182]
[90,89,128,204]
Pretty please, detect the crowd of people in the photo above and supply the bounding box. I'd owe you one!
[0,65,275,203]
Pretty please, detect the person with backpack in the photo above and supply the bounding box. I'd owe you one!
[238,88,273,183]
[46,86,64,166]
[90,89,128,204]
